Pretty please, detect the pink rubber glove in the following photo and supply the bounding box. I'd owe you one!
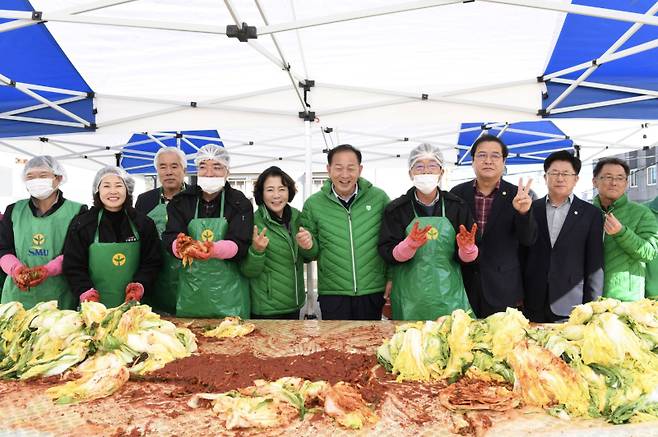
[44,255,64,277]
[392,237,422,262]
[0,253,23,276]
[209,240,238,260]
[172,239,181,259]
[458,244,478,263]
[80,288,100,303]
[125,282,144,302]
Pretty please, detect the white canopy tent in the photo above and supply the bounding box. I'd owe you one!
[0,0,657,178]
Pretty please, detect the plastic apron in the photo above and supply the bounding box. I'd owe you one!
[144,195,180,314]
[1,199,79,310]
[391,199,472,320]
[176,193,250,318]
[88,211,141,308]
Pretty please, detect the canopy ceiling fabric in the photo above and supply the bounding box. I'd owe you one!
[0,0,656,172]
[120,130,223,174]
[0,0,94,138]
[542,0,658,119]
[456,121,575,165]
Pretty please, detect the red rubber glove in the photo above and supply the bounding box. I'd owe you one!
[407,221,432,249]
[124,282,144,302]
[456,223,477,249]
[80,288,100,303]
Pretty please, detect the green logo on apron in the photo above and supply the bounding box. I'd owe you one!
[112,253,126,266]
[200,229,214,242]
[32,233,45,246]
[426,226,439,240]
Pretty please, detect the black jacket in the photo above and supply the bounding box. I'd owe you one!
[134,187,162,215]
[378,188,476,265]
[162,183,253,261]
[450,178,537,316]
[0,192,87,258]
[523,196,604,321]
[62,206,162,298]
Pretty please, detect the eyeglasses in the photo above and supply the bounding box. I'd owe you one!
[597,175,627,183]
[412,163,442,173]
[546,171,577,179]
[474,152,503,161]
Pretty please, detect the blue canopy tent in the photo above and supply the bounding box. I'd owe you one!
[119,130,224,175]
[0,0,95,138]
[541,0,658,119]
[455,121,575,166]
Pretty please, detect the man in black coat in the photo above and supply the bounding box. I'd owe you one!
[450,134,537,317]
[523,151,604,322]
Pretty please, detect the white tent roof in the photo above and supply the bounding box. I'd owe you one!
[1,0,657,173]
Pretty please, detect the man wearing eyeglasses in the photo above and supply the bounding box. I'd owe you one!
[378,143,478,320]
[523,151,604,322]
[592,157,658,301]
[450,134,537,318]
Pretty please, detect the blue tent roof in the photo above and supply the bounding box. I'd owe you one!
[542,0,658,119]
[120,130,224,174]
[456,121,574,165]
[0,0,95,138]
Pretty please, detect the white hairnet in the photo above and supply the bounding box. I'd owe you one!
[155,147,187,170]
[408,143,444,169]
[93,166,135,197]
[194,144,230,168]
[23,155,67,183]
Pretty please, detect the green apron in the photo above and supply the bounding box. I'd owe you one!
[391,199,472,320]
[88,211,141,308]
[143,194,180,314]
[1,199,80,310]
[176,193,250,318]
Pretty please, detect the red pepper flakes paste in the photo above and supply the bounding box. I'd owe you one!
[144,350,390,404]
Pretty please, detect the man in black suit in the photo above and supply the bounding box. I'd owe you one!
[450,134,537,318]
[523,151,604,322]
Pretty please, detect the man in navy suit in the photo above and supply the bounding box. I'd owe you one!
[523,150,604,322]
[451,134,537,318]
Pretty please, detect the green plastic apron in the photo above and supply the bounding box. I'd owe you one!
[391,199,472,320]
[176,193,250,318]
[1,199,80,310]
[144,195,180,314]
[88,211,140,308]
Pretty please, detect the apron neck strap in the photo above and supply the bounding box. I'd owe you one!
[94,209,139,243]
[410,192,444,218]
[194,191,225,220]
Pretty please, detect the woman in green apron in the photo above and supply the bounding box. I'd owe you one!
[162,144,253,318]
[0,156,86,309]
[135,147,189,314]
[378,144,479,320]
[63,167,162,307]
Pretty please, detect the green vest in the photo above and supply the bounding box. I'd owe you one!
[176,193,250,318]
[391,200,471,320]
[241,206,305,316]
[143,193,181,314]
[88,211,140,308]
[1,198,81,309]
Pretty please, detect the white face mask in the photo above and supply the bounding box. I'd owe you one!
[197,176,225,194]
[25,178,56,200]
[413,174,440,195]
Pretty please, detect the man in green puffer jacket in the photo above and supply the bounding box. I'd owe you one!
[644,196,658,299]
[241,166,310,319]
[592,158,658,301]
[300,144,391,320]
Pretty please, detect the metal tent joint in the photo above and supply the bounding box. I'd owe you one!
[226,22,257,42]
[31,11,42,21]
[299,111,315,121]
